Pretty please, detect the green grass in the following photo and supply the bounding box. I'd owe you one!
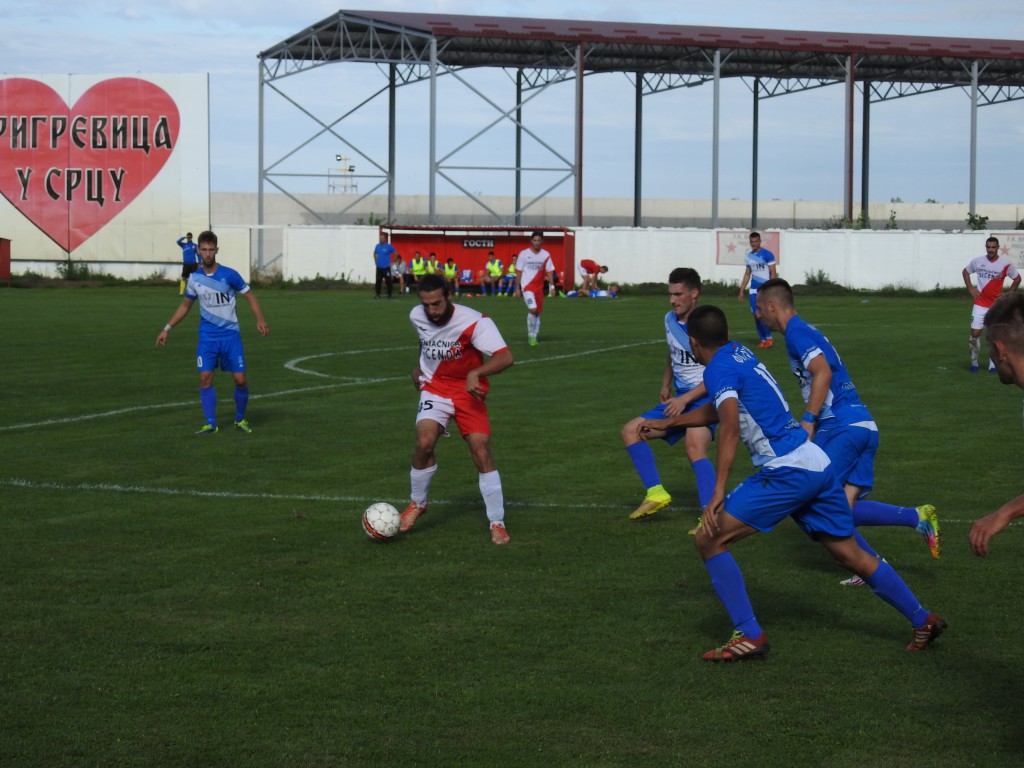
[2,286,1024,767]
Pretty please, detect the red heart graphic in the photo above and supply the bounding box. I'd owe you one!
[0,77,180,252]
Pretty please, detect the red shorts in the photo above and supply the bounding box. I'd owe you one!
[416,388,490,436]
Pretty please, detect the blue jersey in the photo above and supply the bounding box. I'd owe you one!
[374,242,396,269]
[177,236,198,265]
[185,265,250,336]
[744,248,776,293]
[703,342,806,467]
[664,311,704,395]
[783,315,875,428]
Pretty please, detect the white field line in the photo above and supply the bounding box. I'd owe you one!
[0,476,627,511]
[1,340,660,433]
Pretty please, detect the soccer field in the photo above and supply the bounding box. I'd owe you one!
[2,286,1023,767]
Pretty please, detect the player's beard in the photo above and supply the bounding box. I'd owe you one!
[427,300,455,326]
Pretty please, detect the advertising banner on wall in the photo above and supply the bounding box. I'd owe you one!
[0,73,209,266]
[715,230,780,266]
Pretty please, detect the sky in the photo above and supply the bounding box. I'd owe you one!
[5,0,1024,207]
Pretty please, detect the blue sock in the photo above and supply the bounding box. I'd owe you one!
[852,500,919,528]
[755,317,771,341]
[199,386,217,426]
[704,552,762,638]
[234,385,249,423]
[864,560,929,627]
[691,457,716,508]
[854,530,881,559]
[626,442,661,490]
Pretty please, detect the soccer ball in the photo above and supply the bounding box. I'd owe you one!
[362,502,400,541]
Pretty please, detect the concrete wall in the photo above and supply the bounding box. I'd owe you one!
[271,224,998,292]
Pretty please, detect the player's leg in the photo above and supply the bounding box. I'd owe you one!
[694,508,767,662]
[220,334,251,433]
[621,412,673,520]
[194,337,220,434]
[458,395,508,544]
[818,534,946,649]
[523,292,540,345]
[969,307,986,372]
[403,393,451,532]
[750,292,772,346]
[684,425,716,509]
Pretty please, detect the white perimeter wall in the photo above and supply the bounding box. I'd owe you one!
[280,226,1007,291]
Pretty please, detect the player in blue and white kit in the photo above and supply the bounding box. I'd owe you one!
[621,268,715,523]
[176,232,198,295]
[638,305,945,662]
[754,278,941,585]
[737,232,777,348]
[156,230,270,434]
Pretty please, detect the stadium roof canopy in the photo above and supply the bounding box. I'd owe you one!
[257,10,1024,237]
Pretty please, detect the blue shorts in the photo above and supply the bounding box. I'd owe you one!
[813,422,877,494]
[641,397,715,447]
[196,332,246,373]
[723,462,854,539]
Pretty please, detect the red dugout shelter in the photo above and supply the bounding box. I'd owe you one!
[381,225,574,291]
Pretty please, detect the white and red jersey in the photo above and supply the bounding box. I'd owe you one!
[516,247,555,293]
[966,254,1020,308]
[410,304,509,399]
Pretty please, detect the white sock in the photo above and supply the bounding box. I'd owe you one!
[969,336,979,365]
[479,469,504,524]
[410,464,437,506]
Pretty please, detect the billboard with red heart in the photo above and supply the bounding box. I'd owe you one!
[0,74,208,263]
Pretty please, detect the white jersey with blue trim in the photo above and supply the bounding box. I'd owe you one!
[745,248,776,293]
[185,265,250,336]
[664,310,704,395]
[704,342,812,468]
[783,315,875,429]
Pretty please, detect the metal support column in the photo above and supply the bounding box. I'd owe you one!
[257,62,265,271]
[515,69,523,225]
[574,44,584,227]
[428,37,438,224]
[751,77,759,229]
[634,73,643,227]
[388,64,396,224]
[970,60,979,216]
[861,82,871,227]
[843,54,856,223]
[711,49,721,229]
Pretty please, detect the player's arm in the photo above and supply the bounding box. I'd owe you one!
[466,349,514,398]
[514,269,524,296]
[1011,274,1021,292]
[156,297,194,347]
[658,353,674,403]
[637,401,718,437]
[768,262,777,280]
[547,270,556,296]
[738,267,751,300]
[802,354,831,437]
[962,268,979,299]
[411,365,424,390]
[241,291,270,336]
[702,396,739,532]
[969,492,1024,556]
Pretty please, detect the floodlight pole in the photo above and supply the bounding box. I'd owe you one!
[429,37,438,224]
[388,64,396,223]
[969,60,979,216]
[574,44,584,227]
[515,69,523,225]
[843,54,856,224]
[711,49,721,229]
[634,73,643,227]
[861,83,871,227]
[257,62,265,272]
[751,77,759,229]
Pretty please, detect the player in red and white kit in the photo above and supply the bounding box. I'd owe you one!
[515,230,556,346]
[577,258,608,295]
[963,236,1021,372]
[402,274,515,544]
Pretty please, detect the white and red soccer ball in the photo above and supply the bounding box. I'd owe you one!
[362,502,400,541]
